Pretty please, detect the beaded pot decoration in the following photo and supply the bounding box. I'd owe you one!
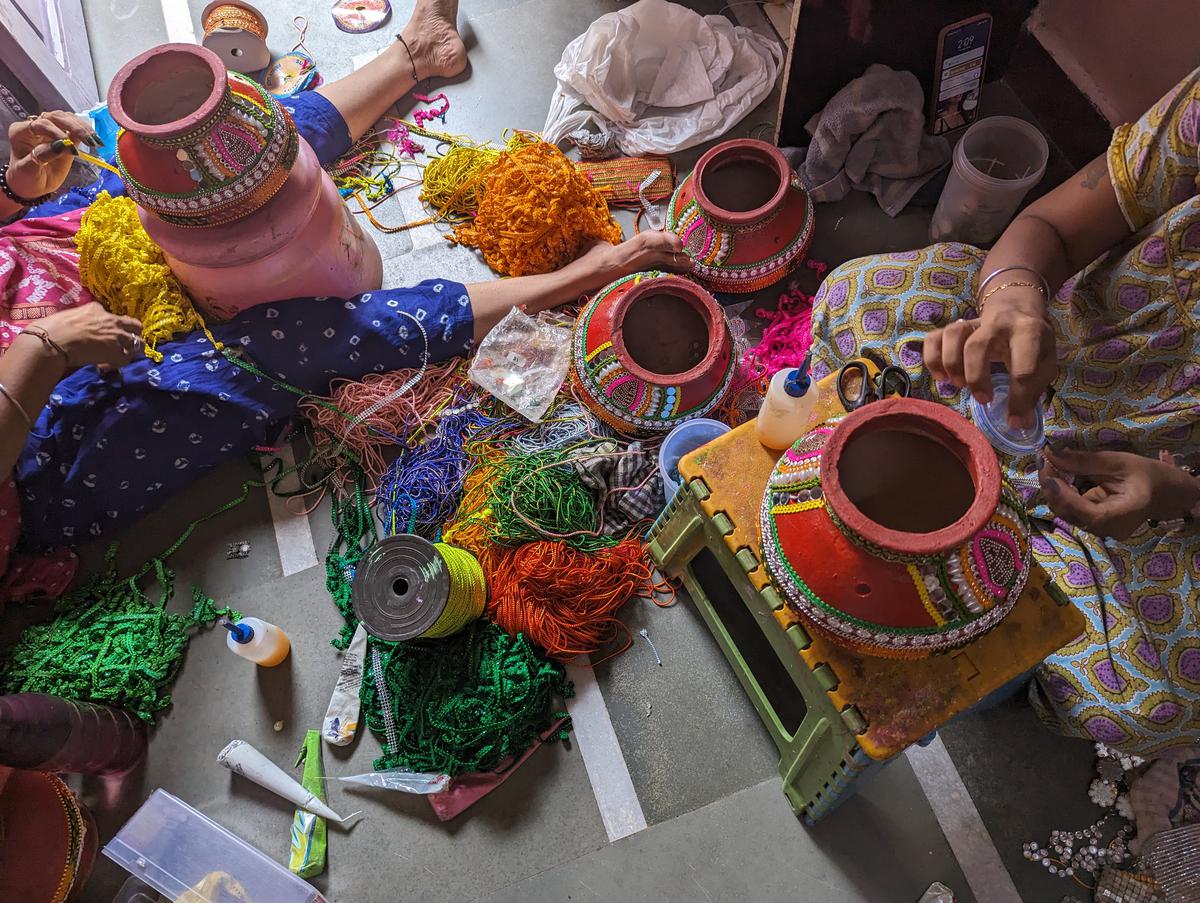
[571,272,735,436]
[110,44,298,227]
[667,139,814,294]
[759,397,1032,659]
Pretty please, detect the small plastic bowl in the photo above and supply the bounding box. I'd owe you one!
[659,418,731,504]
[969,373,1045,456]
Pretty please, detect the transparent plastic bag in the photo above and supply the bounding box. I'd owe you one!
[333,769,451,794]
[468,307,571,422]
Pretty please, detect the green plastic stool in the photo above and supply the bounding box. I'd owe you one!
[648,476,871,822]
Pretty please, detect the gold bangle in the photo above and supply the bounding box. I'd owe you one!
[0,381,33,429]
[977,279,1045,315]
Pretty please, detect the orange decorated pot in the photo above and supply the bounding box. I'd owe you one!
[759,397,1032,658]
[571,272,735,435]
[667,139,814,294]
[108,43,381,319]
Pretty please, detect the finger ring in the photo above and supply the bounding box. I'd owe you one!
[130,333,142,347]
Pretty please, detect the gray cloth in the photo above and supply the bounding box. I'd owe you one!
[790,64,950,216]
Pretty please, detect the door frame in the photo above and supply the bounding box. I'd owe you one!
[0,0,97,112]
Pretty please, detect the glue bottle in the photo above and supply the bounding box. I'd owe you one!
[756,366,817,451]
[222,616,291,667]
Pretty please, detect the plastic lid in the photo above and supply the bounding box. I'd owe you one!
[969,374,1045,456]
[104,790,327,902]
[784,368,810,397]
[221,618,253,644]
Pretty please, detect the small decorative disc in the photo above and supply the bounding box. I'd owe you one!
[331,0,392,33]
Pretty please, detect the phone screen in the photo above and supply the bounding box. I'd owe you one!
[930,15,992,135]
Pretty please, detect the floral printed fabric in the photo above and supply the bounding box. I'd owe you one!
[806,68,1200,756]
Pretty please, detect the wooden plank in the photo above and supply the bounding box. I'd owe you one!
[0,0,97,112]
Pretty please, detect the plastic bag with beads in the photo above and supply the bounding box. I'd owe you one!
[468,307,571,422]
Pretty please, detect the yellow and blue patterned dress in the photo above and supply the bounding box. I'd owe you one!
[808,68,1200,756]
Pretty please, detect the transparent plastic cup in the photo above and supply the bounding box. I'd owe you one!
[930,116,1049,246]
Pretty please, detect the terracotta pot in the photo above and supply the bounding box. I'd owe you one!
[760,397,1032,659]
[571,272,735,435]
[667,139,814,294]
[0,767,98,902]
[108,43,382,320]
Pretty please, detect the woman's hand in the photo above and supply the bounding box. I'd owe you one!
[25,303,144,369]
[924,284,1057,427]
[1038,446,1200,540]
[6,112,98,201]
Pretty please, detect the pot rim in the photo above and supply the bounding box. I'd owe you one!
[691,139,791,227]
[108,43,228,140]
[608,275,728,386]
[819,397,1002,557]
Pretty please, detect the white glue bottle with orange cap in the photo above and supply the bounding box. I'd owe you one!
[221,616,291,667]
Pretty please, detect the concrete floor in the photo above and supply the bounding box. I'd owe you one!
[53,2,1110,901]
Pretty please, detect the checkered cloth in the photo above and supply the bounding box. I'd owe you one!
[572,441,664,535]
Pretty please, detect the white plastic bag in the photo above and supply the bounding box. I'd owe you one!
[543,0,783,156]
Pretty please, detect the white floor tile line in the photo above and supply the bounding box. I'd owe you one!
[160,0,196,44]
[264,443,319,577]
[906,736,1022,903]
[564,658,648,843]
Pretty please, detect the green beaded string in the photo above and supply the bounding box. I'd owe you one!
[360,620,572,775]
[0,478,263,722]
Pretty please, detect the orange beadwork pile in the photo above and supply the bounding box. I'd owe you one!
[452,136,623,277]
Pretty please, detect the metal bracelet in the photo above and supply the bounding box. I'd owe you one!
[977,265,1050,306]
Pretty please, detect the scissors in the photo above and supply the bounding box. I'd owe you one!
[836,361,911,411]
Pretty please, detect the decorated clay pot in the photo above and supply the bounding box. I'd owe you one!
[667,139,814,294]
[108,43,382,320]
[760,397,1032,659]
[571,272,735,435]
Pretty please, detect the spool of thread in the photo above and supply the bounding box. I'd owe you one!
[352,535,486,641]
[202,0,271,72]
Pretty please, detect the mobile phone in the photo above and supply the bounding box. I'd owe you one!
[929,13,993,136]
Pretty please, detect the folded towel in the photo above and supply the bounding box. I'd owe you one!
[792,64,951,216]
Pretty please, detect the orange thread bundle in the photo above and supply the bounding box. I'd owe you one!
[452,136,623,277]
[486,539,652,662]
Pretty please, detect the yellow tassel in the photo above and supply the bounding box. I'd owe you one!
[75,192,222,363]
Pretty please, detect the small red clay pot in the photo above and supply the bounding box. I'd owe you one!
[571,272,735,435]
[108,43,381,319]
[667,139,814,293]
[760,397,1032,659]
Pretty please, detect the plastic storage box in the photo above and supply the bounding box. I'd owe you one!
[103,789,326,903]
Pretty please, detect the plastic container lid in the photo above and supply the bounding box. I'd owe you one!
[659,418,731,503]
[103,789,327,903]
[969,373,1045,456]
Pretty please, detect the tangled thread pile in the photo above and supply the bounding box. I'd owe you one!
[75,192,221,362]
[0,546,238,722]
[487,539,651,662]
[451,135,623,277]
[360,621,571,774]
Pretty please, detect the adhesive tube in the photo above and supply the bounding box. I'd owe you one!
[217,739,363,826]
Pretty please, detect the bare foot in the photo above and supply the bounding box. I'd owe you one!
[401,0,467,81]
[575,231,693,290]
